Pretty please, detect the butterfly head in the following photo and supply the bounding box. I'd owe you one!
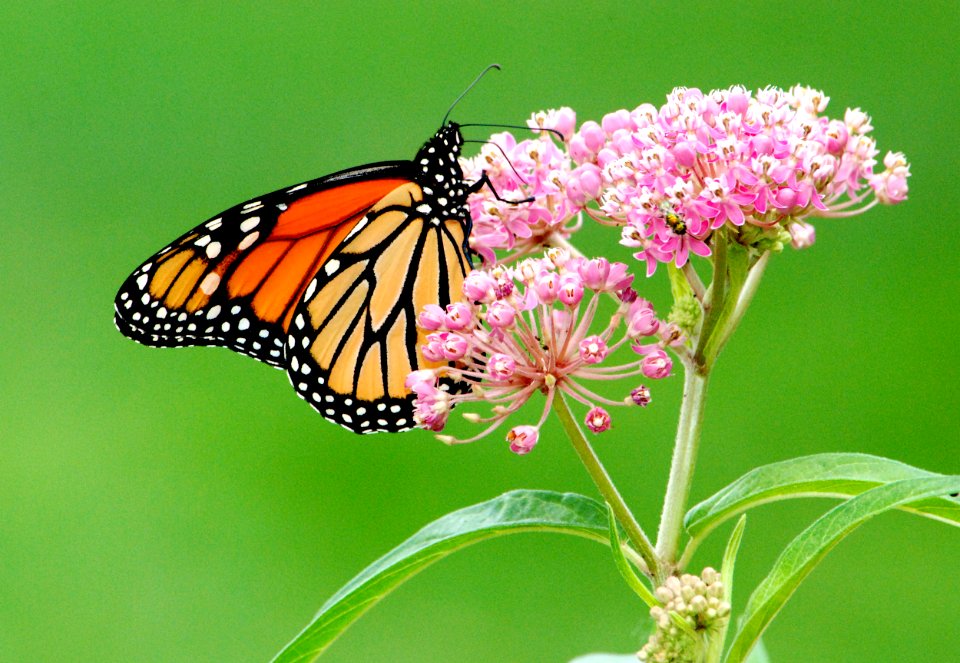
[414,123,468,217]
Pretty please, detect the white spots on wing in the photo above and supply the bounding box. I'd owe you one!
[238,318,250,331]
[199,272,221,295]
[205,241,221,259]
[416,204,432,215]
[120,292,129,301]
[132,312,141,321]
[434,174,444,183]
[252,341,261,350]
[291,356,300,372]
[300,363,310,375]
[221,321,231,332]
[240,216,260,232]
[288,337,296,348]
[377,403,386,412]
[136,273,149,290]
[270,349,281,358]
[294,314,305,329]
[390,405,401,413]
[238,231,259,251]
[206,305,221,319]
[259,329,269,338]
[311,392,321,402]
[323,259,340,276]
[141,262,152,273]
[156,307,167,319]
[438,197,447,206]
[230,305,241,315]
[324,395,334,403]
[304,278,317,302]
[287,183,307,193]
[242,202,263,213]
[141,293,150,305]
[187,323,197,331]
[423,187,433,195]
[277,203,288,211]
[301,336,309,348]
[342,414,353,424]
[356,407,366,415]
[396,419,407,427]
[195,235,211,247]
[206,218,223,230]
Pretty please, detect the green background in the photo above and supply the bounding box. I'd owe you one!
[3,2,957,661]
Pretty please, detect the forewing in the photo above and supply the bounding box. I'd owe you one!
[285,182,470,433]
[114,163,414,367]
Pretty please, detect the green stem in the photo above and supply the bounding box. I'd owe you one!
[554,391,661,580]
[655,360,711,567]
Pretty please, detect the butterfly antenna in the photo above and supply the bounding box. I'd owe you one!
[461,122,565,142]
[442,64,502,126]
[463,140,530,187]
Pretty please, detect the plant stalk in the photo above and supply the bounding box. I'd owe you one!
[554,391,661,580]
[655,361,711,567]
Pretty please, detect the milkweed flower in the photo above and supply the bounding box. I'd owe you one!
[566,84,910,273]
[460,108,583,264]
[406,251,674,453]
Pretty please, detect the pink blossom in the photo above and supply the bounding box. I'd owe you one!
[579,336,609,364]
[559,84,909,273]
[408,253,671,447]
[630,385,652,407]
[640,349,673,380]
[585,407,612,433]
[507,426,539,455]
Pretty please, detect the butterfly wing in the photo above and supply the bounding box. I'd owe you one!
[114,163,416,367]
[284,181,471,433]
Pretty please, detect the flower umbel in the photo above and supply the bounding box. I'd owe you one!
[459,109,584,264]
[407,252,673,453]
[573,85,910,273]
[639,568,731,662]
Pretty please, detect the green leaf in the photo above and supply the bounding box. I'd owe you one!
[273,490,610,663]
[605,504,659,609]
[685,453,960,542]
[724,475,960,663]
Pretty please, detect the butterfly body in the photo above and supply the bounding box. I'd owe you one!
[115,124,471,433]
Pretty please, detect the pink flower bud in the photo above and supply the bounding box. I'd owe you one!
[487,353,516,382]
[630,385,652,407]
[422,334,446,362]
[641,349,673,379]
[579,121,605,152]
[418,304,446,330]
[463,271,496,303]
[585,406,612,433]
[405,369,437,391]
[534,270,559,303]
[601,109,633,135]
[579,335,609,364]
[486,300,517,328]
[507,425,539,455]
[441,332,469,360]
[443,303,473,330]
[627,299,660,337]
[789,221,816,249]
[558,273,584,307]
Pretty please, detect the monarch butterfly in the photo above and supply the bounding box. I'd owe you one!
[114,116,481,434]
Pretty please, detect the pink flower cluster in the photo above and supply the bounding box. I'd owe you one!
[567,85,910,274]
[459,108,587,264]
[405,250,679,454]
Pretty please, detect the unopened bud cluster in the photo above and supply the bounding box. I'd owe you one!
[638,568,731,663]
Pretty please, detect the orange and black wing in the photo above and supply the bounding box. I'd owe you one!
[284,181,470,433]
[114,163,416,367]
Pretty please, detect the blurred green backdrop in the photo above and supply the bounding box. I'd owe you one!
[2,2,958,661]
